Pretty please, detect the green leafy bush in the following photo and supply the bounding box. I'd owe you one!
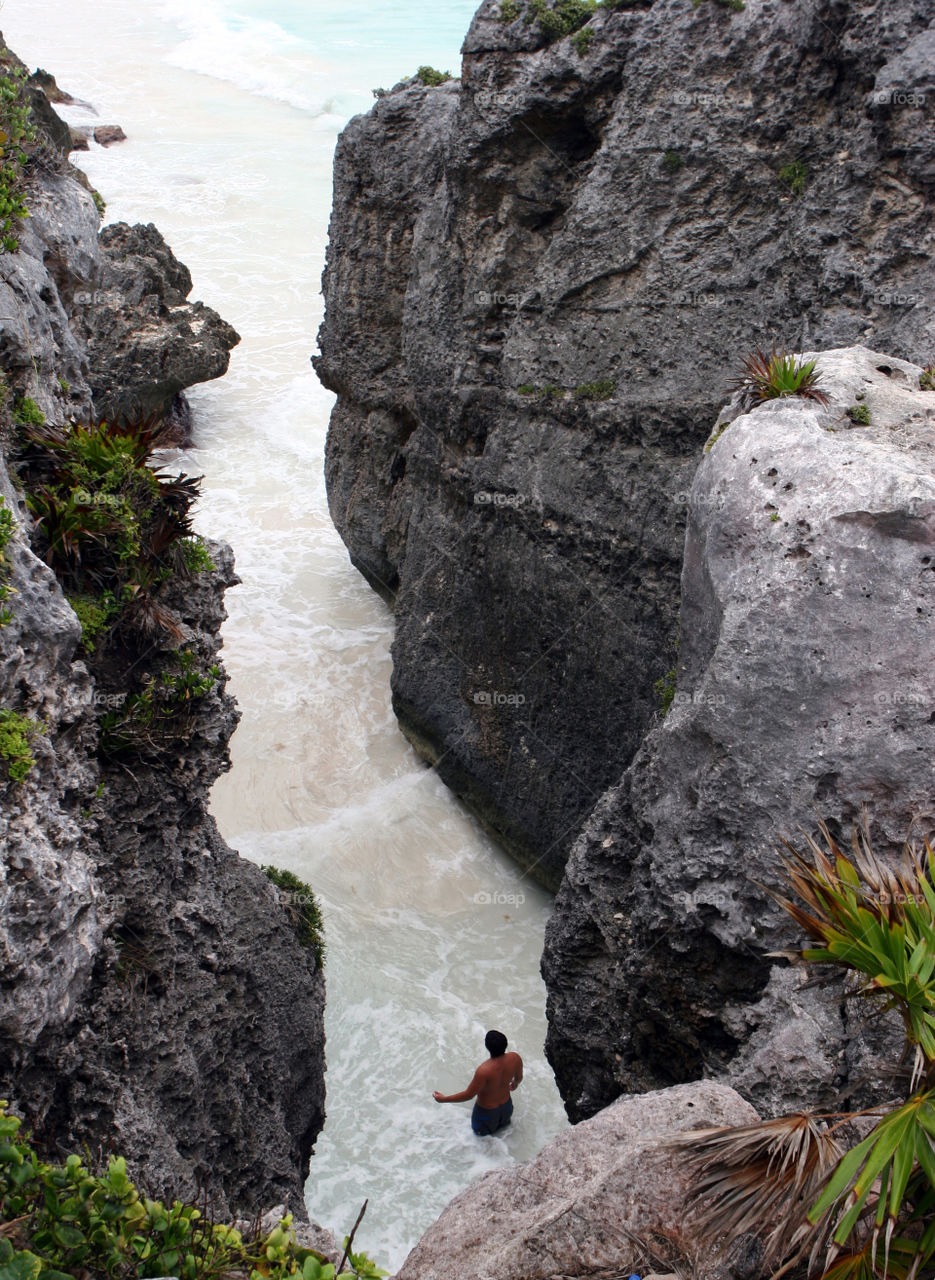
[0,707,40,782]
[499,0,522,18]
[0,1102,384,1279]
[16,414,205,645]
[180,536,215,574]
[662,149,684,171]
[682,822,935,1279]
[654,669,677,714]
[779,158,807,196]
[574,380,616,401]
[846,403,871,425]
[66,592,121,650]
[527,0,597,39]
[571,25,594,53]
[262,865,326,967]
[0,59,35,253]
[415,66,451,87]
[100,649,221,757]
[920,365,934,392]
[12,396,44,427]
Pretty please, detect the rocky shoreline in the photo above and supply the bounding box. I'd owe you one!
[0,41,326,1217]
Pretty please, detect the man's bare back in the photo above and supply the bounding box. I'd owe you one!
[472,1051,523,1108]
[432,1031,523,1134]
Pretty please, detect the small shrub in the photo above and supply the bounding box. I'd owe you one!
[0,60,36,253]
[67,592,120,649]
[846,403,871,424]
[542,384,565,399]
[517,384,538,396]
[662,149,684,171]
[704,421,730,453]
[416,66,451,87]
[262,865,326,966]
[920,365,935,392]
[526,0,597,39]
[91,188,106,217]
[0,707,39,782]
[654,669,677,714]
[181,536,215,574]
[730,347,829,407]
[57,376,70,395]
[692,0,745,10]
[499,0,522,18]
[0,495,15,624]
[100,649,221,757]
[0,1103,384,1278]
[778,159,807,196]
[574,379,616,401]
[769,511,780,522]
[571,25,594,53]
[12,395,44,427]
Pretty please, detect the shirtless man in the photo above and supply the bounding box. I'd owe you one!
[432,1030,523,1135]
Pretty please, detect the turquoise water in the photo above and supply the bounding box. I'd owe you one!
[1,0,569,1269]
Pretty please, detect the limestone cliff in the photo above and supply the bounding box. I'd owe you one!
[0,48,325,1216]
[317,0,934,891]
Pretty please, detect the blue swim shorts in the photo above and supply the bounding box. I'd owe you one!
[471,1098,513,1136]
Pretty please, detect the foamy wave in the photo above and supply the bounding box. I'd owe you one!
[157,0,342,116]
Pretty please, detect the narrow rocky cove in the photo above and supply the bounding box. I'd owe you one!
[1,0,935,1277]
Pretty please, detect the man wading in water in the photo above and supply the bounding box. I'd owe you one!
[432,1030,523,1135]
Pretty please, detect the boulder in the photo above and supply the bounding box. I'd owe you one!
[93,124,127,147]
[316,0,935,889]
[397,1081,759,1280]
[542,346,935,1121]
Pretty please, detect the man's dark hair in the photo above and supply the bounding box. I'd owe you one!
[485,1029,508,1057]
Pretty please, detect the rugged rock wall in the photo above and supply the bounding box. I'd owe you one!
[543,346,935,1120]
[0,53,325,1216]
[317,0,935,890]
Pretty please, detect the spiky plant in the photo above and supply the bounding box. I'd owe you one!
[681,820,935,1280]
[731,347,830,409]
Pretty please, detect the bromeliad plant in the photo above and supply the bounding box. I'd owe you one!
[730,347,830,410]
[682,821,935,1280]
[16,414,204,646]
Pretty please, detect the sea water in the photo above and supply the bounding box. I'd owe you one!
[2,1,569,1267]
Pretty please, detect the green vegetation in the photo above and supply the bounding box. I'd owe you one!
[574,379,616,401]
[704,421,730,453]
[262,866,326,967]
[662,149,684,171]
[0,1102,385,1279]
[571,25,594,53]
[692,0,745,10]
[499,0,522,18]
[415,66,451,87]
[527,0,597,38]
[16,414,206,645]
[730,347,829,406]
[778,158,807,196]
[846,403,871,425]
[0,58,36,253]
[769,511,780,522]
[0,495,15,625]
[57,376,70,396]
[12,396,45,427]
[0,707,40,783]
[91,188,106,218]
[67,592,121,650]
[920,365,935,392]
[517,384,538,396]
[654,669,677,714]
[100,649,221,757]
[684,821,935,1279]
[180,536,215,574]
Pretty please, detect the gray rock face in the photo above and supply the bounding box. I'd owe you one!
[0,57,238,429]
[317,0,935,889]
[542,347,935,1121]
[397,1080,759,1280]
[0,48,324,1217]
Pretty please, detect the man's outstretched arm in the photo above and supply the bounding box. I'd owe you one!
[433,1070,481,1103]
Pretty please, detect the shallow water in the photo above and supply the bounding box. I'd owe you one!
[3,0,569,1266]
